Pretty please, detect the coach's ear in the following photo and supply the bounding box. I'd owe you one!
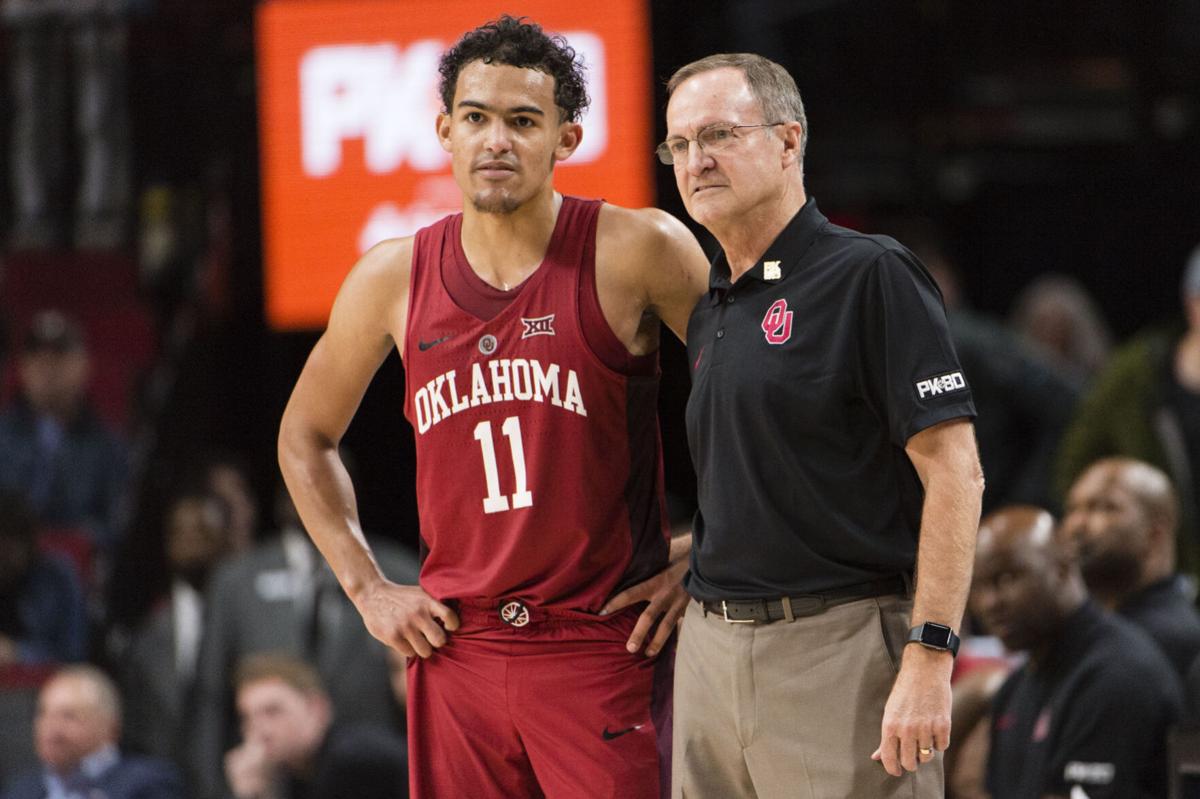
[779,121,804,169]
[553,121,583,163]
[437,113,452,152]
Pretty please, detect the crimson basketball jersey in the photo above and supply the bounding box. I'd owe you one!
[402,197,669,611]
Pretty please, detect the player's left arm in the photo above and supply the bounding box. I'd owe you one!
[873,417,984,776]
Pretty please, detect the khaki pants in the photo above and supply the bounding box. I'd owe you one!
[672,595,944,798]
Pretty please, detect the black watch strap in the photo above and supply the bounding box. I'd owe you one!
[906,622,961,657]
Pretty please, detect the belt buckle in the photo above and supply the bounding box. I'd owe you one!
[498,599,531,627]
[721,600,757,624]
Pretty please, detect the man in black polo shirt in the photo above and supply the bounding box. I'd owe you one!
[973,506,1182,799]
[657,53,983,796]
[1062,457,1200,678]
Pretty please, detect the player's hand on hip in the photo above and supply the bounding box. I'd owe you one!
[871,644,953,777]
[600,557,689,657]
[355,581,460,659]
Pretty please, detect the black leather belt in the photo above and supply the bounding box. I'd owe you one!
[701,575,910,624]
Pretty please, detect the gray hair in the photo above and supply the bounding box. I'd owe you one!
[667,53,808,158]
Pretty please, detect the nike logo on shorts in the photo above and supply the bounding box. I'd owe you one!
[418,335,453,351]
[601,724,644,741]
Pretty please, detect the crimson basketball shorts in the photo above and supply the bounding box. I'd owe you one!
[406,600,674,798]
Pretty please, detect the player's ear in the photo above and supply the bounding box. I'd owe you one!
[436,112,452,152]
[553,121,583,162]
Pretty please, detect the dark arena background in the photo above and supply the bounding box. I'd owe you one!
[0,0,1199,794]
[2,0,1198,663]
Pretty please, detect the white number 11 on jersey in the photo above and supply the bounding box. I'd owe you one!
[473,417,533,514]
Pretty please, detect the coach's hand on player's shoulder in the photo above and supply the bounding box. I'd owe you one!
[354,580,461,659]
[600,556,689,658]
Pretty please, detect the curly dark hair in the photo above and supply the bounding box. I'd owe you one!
[438,15,590,123]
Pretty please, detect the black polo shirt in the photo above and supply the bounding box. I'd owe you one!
[1119,575,1200,679]
[986,602,1182,799]
[683,198,975,600]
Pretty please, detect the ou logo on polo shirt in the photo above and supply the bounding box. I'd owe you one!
[761,299,794,345]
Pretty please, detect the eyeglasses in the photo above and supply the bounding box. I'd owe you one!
[655,122,786,165]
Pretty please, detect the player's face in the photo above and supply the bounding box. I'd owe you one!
[665,68,788,230]
[438,61,582,215]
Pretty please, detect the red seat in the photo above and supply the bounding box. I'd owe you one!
[0,663,55,691]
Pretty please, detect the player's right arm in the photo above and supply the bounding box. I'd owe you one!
[278,237,459,659]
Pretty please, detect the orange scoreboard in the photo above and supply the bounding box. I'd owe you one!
[257,0,655,330]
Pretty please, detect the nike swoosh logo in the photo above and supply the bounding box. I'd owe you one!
[418,335,453,351]
[601,724,644,741]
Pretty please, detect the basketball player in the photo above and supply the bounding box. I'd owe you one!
[277,16,707,798]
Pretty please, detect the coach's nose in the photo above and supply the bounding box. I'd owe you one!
[685,139,713,176]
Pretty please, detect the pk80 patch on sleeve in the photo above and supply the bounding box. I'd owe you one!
[914,370,967,400]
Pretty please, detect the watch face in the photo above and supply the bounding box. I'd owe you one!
[920,623,953,649]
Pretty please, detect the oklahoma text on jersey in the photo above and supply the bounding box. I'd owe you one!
[412,357,588,434]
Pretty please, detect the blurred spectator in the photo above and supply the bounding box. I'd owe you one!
[1057,243,1200,578]
[944,619,1019,799]
[945,656,1009,799]
[224,653,407,799]
[0,310,8,377]
[890,218,1080,512]
[0,311,128,564]
[971,506,1181,799]
[1185,653,1200,724]
[0,665,184,799]
[1062,457,1200,679]
[119,488,231,763]
[0,489,87,666]
[2,0,141,250]
[200,453,259,554]
[187,489,419,799]
[1010,273,1113,385]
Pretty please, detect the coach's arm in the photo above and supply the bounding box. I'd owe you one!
[873,417,984,776]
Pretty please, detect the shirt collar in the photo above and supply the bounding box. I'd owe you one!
[706,196,827,303]
[172,578,204,681]
[44,744,119,796]
[1119,574,1190,613]
[80,745,119,780]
